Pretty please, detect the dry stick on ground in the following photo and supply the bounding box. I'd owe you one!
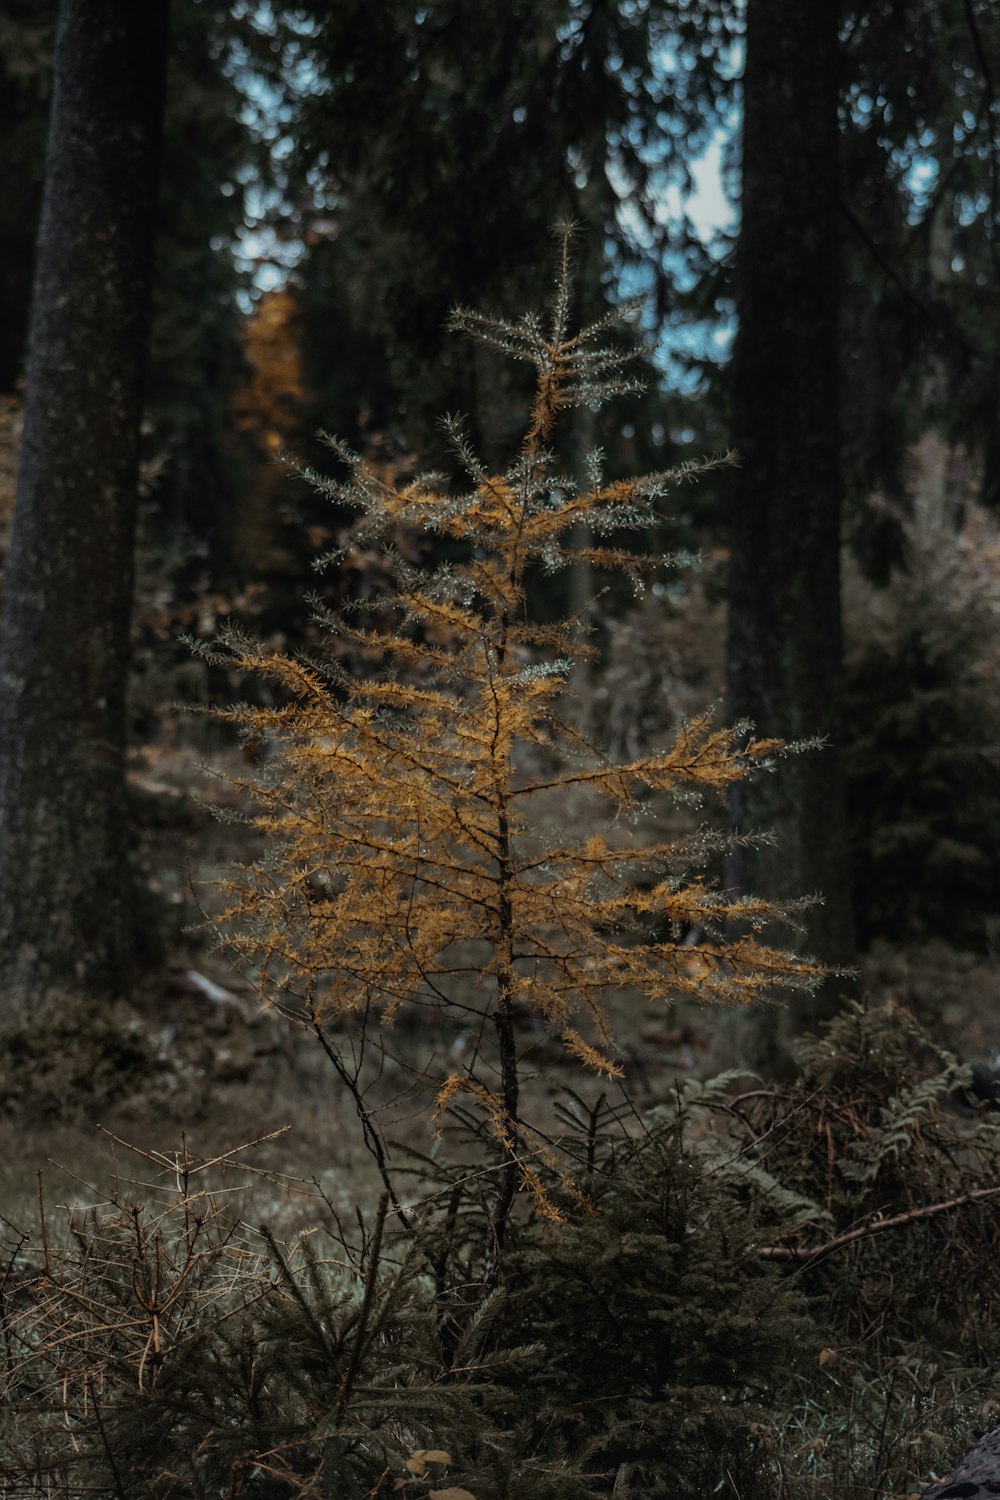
[758,1182,1000,1265]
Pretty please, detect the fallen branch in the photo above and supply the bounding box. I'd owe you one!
[758,1182,1000,1264]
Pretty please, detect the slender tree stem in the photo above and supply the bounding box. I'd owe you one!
[757,1182,1000,1265]
[483,986,519,1288]
[482,592,521,1293]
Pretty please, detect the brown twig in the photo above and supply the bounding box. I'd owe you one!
[87,1376,130,1500]
[95,1121,292,1175]
[306,1006,412,1234]
[758,1182,1000,1264]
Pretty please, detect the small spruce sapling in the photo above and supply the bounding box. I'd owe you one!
[197,235,822,1287]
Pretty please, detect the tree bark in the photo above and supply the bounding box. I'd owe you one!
[724,0,856,1068]
[0,0,169,1015]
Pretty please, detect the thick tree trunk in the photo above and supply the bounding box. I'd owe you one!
[724,0,856,1068]
[0,0,169,1015]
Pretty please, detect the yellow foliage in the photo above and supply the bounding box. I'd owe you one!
[234,287,304,453]
[199,236,823,1252]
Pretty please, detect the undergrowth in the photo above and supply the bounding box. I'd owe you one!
[5,999,1000,1497]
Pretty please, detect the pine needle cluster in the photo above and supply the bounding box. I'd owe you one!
[195,235,822,1268]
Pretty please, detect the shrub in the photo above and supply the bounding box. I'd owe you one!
[0,1098,817,1499]
[706,998,1000,1497]
[7,1009,1000,1497]
[0,1141,589,1499]
[496,1090,813,1496]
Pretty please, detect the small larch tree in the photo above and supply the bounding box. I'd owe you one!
[199,238,822,1287]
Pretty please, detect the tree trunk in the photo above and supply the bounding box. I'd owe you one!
[724,0,856,1070]
[0,0,169,1015]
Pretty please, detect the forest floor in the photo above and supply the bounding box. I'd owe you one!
[2,732,998,1253]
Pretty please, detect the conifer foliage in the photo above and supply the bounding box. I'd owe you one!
[199,237,821,1274]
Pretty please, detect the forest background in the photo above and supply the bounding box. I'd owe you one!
[0,3,999,1497]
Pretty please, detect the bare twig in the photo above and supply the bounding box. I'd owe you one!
[306,1007,412,1234]
[94,1122,292,1176]
[758,1182,1000,1264]
[840,200,983,361]
[87,1377,130,1500]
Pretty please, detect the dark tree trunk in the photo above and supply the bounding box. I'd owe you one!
[724,0,856,1068]
[0,0,169,1015]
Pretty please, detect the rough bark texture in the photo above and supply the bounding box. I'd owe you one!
[724,0,857,1068]
[918,1421,1000,1499]
[0,0,169,1015]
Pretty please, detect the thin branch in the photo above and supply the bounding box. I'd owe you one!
[757,1182,1000,1265]
[307,1008,412,1234]
[87,1377,130,1500]
[840,199,983,361]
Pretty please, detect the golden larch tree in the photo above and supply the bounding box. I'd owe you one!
[197,237,822,1285]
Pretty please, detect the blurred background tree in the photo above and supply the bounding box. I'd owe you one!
[840,0,1000,559]
[0,0,170,1015]
[724,0,854,1071]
